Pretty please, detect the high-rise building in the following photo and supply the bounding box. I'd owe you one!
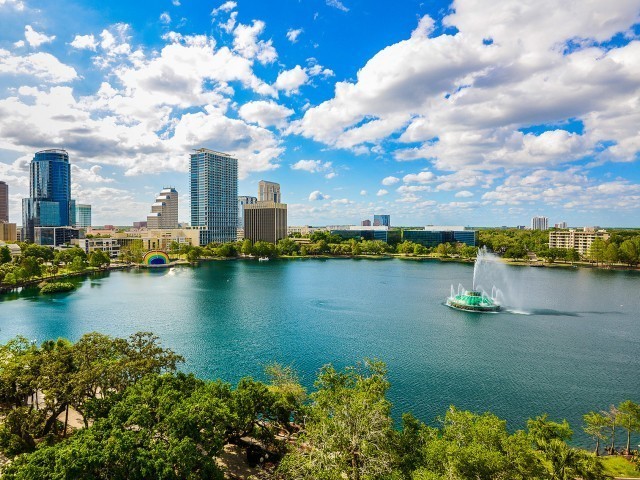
[147,187,178,229]
[244,202,287,244]
[244,180,287,244]
[373,214,390,227]
[0,181,8,223]
[190,148,238,245]
[0,222,17,242]
[76,204,92,228]
[22,149,76,243]
[258,180,281,203]
[361,219,371,226]
[554,222,567,229]
[238,195,258,227]
[531,216,549,231]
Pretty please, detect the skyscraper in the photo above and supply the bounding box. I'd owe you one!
[0,181,8,223]
[22,149,75,242]
[258,180,281,203]
[531,216,549,231]
[76,204,92,228]
[373,214,390,227]
[238,195,257,228]
[147,187,178,229]
[190,148,238,245]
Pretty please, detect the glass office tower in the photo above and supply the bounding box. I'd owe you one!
[22,149,74,242]
[190,148,238,245]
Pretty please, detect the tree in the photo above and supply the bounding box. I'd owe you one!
[0,245,11,264]
[253,241,276,257]
[588,239,606,265]
[617,400,640,455]
[603,405,619,453]
[89,250,110,268]
[241,238,253,256]
[20,256,41,279]
[619,239,639,266]
[277,238,300,256]
[583,411,608,455]
[69,255,87,272]
[604,244,619,265]
[566,248,580,264]
[278,360,398,480]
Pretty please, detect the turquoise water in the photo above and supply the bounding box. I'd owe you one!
[2,259,639,447]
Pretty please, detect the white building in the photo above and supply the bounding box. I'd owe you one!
[531,216,549,230]
[147,187,178,229]
[548,228,610,255]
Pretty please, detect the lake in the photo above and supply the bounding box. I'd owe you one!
[2,258,639,447]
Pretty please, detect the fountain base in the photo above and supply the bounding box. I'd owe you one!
[446,290,501,313]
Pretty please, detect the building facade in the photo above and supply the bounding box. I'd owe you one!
[403,227,477,247]
[190,149,238,245]
[34,226,82,246]
[238,195,257,228]
[0,222,17,242]
[244,202,287,244]
[147,187,178,229]
[549,228,610,255]
[361,219,371,226]
[531,216,549,230]
[258,180,281,203]
[373,214,390,227]
[0,181,8,223]
[22,149,76,243]
[76,204,92,228]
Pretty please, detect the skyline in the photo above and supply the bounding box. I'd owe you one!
[0,0,639,227]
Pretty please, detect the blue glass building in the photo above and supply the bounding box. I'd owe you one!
[22,149,76,243]
[373,214,390,226]
[403,229,477,247]
[190,148,238,245]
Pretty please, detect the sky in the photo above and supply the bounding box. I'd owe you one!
[0,0,639,228]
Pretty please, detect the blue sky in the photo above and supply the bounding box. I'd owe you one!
[1,0,639,227]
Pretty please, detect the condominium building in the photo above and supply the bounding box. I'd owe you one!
[147,187,178,229]
[73,237,121,258]
[258,180,281,203]
[190,149,238,245]
[238,195,257,228]
[76,204,92,228]
[373,214,390,227]
[0,180,8,223]
[554,222,567,229]
[549,228,610,255]
[22,149,77,243]
[244,201,287,244]
[531,216,549,230]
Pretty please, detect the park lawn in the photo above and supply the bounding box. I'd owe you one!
[600,456,640,478]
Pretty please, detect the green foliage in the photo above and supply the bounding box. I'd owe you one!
[39,282,75,294]
[0,245,11,264]
[241,238,253,255]
[88,249,110,268]
[277,238,300,256]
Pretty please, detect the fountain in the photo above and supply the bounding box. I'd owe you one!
[446,247,502,313]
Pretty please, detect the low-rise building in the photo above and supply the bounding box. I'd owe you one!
[34,226,82,246]
[403,226,477,247]
[549,228,609,255]
[0,241,21,258]
[72,237,121,258]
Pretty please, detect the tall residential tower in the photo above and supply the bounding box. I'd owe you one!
[76,204,92,228]
[0,181,8,223]
[190,148,238,245]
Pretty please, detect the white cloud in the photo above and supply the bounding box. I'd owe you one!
[71,164,114,184]
[403,171,435,184]
[233,20,277,65]
[211,1,237,15]
[70,34,98,51]
[286,28,303,43]
[291,159,333,174]
[455,190,474,198]
[381,175,399,186]
[0,0,25,10]
[274,65,308,94]
[24,25,56,47]
[172,0,180,5]
[160,12,171,24]
[326,0,349,12]
[293,2,640,173]
[238,100,294,128]
[309,190,329,201]
[13,40,25,48]
[0,49,77,82]
[360,190,367,196]
[376,189,388,196]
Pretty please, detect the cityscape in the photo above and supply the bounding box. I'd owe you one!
[1,0,639,479]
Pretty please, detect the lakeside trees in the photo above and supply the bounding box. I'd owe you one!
[1,334,634,479]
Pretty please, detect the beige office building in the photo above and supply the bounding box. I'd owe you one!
[147,187,178,229]
[549,228,610,255]
[0,222,17,242]
[244,201,287,244]
[258,180,281,203]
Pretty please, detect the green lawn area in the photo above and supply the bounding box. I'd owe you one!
[601,456,640,478]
